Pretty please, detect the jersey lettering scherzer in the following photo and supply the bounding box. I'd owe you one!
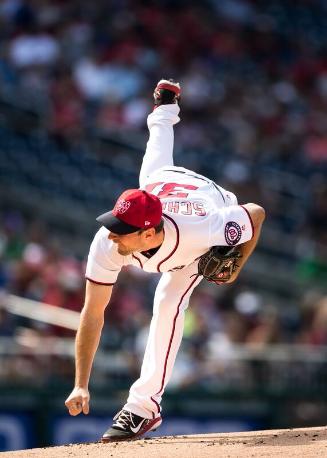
[86,165,253,285]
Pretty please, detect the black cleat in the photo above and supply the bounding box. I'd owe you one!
[101,409,162,442]
[153,79,181,106]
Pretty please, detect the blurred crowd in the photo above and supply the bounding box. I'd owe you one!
[0,0,326,161]
[0,0,326,243]
[0,0,326,387]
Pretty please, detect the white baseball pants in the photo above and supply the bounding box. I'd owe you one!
[123,105,202,419]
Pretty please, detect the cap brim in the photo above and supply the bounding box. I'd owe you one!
[96,211,141,235]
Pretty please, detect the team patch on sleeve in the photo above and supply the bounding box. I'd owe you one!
[225,221,242,245]
[209,205,253,247]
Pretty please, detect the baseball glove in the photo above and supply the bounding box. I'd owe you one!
[197,246,242,284]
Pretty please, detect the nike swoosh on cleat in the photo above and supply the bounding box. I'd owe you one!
[130,419,147,434]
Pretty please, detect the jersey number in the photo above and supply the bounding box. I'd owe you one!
[145,182,198,198]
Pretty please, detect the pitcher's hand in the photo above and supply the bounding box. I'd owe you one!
[65,387,90,416]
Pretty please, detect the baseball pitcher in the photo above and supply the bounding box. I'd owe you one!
[65,79,265,441]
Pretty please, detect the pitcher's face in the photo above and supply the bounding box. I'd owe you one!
[108,230,153,255]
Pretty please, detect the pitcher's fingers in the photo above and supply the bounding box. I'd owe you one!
[65,397,80,408]
[82,397,89,415]
[68,402,82,416]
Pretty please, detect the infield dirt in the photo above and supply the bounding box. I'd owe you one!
[1,426,326,457]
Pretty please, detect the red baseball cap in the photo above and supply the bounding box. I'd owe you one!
[96,189,163,234]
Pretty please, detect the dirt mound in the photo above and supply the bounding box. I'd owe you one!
[2,426,326,458]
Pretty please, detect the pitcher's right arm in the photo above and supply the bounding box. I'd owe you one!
[65,280,113,416]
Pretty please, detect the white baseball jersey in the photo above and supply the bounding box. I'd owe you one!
[86,166,253,284]
[85,104,254,420]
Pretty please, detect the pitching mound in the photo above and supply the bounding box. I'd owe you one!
[2,426,326,458]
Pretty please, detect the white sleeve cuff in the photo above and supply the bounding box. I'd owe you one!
[85,228,123,284]
[147,104,180,129]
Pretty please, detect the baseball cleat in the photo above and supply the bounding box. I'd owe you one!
[154,79,181,106]
[101,409,162,442]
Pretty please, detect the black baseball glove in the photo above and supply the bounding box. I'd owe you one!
[197,246,242,285]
